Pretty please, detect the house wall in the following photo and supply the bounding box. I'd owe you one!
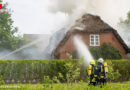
[59,31,126,59]
[100,32,126,58]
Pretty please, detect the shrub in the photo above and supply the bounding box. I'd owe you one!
[90,43,122,59]
[110,60,130,81]
[106,61,121,81]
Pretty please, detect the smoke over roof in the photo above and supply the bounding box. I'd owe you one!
[53,14,130,57]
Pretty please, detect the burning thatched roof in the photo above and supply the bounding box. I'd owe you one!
[53,14,130,57]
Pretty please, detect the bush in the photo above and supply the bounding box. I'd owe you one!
[110,60,130,81]
[90,43,122,59]
[106,61,121,81]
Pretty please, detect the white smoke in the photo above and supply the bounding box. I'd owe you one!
[50,0,130,27]
[49,0,130,46]
[50,0,88,14]
[49,0,90,31]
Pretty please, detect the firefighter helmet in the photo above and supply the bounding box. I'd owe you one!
[90,60,95,65]
[98,58,104,64]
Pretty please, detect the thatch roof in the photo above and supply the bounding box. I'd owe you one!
[53,14,130,57]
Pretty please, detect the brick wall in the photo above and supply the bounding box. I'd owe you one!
[59,31,126,59]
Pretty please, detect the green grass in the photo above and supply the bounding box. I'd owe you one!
[0,82,130,90]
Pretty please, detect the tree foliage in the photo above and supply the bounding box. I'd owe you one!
[120,11,130,24]
[0,2,26,50]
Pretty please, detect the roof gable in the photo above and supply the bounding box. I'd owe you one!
[53,14,130,56]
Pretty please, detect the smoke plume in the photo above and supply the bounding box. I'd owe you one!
[49,0,130,46]
[50,0,130,26]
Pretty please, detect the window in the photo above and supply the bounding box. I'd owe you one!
[90,34,100,46]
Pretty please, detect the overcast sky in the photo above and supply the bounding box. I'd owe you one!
[3,0,68,35]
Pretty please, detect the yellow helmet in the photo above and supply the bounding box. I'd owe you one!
[90,60,95,65]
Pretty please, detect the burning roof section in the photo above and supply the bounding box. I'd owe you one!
[53,14,130,56]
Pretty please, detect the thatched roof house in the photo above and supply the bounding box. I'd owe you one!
[53,14,130,59]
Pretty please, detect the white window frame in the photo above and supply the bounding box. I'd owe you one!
[90,34,100,46]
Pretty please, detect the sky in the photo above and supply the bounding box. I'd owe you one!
[3,0,68,35]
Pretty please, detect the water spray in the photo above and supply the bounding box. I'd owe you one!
[73,35,94,66]
[0,38,43,60]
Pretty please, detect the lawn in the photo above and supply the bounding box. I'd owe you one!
[0,82,130,90]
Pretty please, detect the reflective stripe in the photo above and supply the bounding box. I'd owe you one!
[101,65,103,72]
[92,78,96,82]
[101,76,104,78]
[94,75,97,77]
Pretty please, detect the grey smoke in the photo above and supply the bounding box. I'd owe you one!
[42,28,66,59]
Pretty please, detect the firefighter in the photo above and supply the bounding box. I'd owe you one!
[88,60,98,86]
[97,58,108,85]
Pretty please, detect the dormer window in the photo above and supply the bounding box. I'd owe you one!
[90,34,100,46]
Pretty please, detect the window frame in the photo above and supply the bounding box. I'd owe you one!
[90,34,100,46]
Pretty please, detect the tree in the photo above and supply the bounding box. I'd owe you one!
[0,1,26,50]
[120,11,130,24]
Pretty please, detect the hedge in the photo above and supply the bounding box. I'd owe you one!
[109,60,130,81]
[0,59,129,83]
[0,59,80,83]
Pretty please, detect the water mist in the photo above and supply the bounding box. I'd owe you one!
[73,35,94,66]
[0,38,44,60]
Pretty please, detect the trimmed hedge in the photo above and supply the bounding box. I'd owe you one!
[0,59,80,83]
[0,59,129,83]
